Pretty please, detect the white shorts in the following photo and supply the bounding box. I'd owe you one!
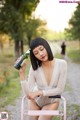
[35,96,59,108]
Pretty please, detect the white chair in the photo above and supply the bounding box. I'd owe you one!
[21,95,66,120]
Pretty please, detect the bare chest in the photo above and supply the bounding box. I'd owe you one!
[43,67,53,85]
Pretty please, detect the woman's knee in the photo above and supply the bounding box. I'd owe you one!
[38,102,59,120]
[38,115,53,120]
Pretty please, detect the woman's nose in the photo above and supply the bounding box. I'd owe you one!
[39,51,43,55]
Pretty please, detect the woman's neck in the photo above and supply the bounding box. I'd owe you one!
[42,59,55,68]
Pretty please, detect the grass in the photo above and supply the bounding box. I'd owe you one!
[0,45,30,109]
[0,78,20,108]
[52,117,60,120]
[66,40,80,63]
[0,52,21,108]
[68,49,80,63]
[55,40,80,63]
[67,104,80,120]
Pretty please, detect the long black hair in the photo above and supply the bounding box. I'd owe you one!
[30,37,54,70]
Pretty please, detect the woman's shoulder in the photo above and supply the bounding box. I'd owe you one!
[29,65,38,73]
[55,58,67,66]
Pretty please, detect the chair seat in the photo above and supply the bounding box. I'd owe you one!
[24,110,62,116]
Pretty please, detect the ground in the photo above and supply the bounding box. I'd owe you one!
[3,58,80,120]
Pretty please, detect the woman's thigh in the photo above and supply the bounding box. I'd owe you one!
[28,99,40,110]
[28,100,41,120]
[38,102,59,120]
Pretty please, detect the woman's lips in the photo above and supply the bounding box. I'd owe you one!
[41,55,46,59]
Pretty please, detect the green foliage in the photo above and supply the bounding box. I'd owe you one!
[67,104,80,120]
[68,49,80,63]
[0,0,40,58]
[52,117,60,120]
[44,29,65,41]
[0,77,21,108]
[64,28,73,40]
[0,44,31,108]
[65,4,80,41]
[0,4,23,40]
[0,65,21,107]
[25,17,47,46]
[0,0,39,41]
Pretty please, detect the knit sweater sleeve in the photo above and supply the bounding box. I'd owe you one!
[42,60,67,96]
[20,66,36,96]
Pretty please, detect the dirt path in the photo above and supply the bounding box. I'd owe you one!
[63,59,80,105]
[64,59,80,120]
[4,59,80,120]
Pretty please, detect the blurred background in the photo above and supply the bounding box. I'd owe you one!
[0,0,80,120]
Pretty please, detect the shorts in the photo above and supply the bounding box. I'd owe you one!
[35,96,59,108]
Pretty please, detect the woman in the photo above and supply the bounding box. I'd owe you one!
[18,37,67,120]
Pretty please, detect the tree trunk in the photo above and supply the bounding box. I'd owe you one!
[14,40,20,60]
[20,40,24,55]
[27,36,31,47]
[0,42,3,52]
[79,39,80,51]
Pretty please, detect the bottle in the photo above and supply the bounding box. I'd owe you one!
[14,49,30,70]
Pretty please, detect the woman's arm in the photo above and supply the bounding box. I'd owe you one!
[21,78,43,99]
[20,65,42,99]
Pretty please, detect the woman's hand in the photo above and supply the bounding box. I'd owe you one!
[19,60,27,74]
[19,61,27,80]
[28,91,43,100]
[15,57,27,80]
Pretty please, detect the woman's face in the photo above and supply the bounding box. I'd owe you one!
[33,45,48,62]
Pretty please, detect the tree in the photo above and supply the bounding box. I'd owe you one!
[25,17,47,46]
[0,0,39,59]
[64,4,80,48]
[0,34,10,51]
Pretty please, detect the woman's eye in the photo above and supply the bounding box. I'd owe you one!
[40,47,44,51]
[34,52,38,55]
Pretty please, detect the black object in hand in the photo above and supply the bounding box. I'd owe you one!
[14,50,30,70]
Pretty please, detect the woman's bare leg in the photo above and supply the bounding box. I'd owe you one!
[38,102,59,120]
[28,99,41,120]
